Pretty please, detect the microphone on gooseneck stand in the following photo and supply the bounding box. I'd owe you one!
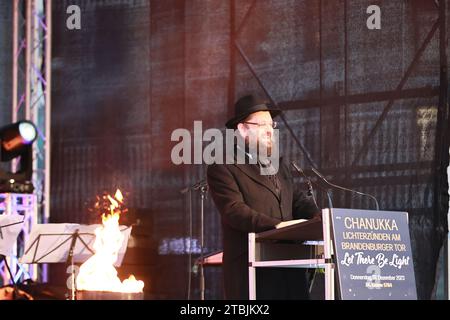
[290,161,325,296]
[291,162,313,196]
[310,167,380,211]
[290,161,331,209]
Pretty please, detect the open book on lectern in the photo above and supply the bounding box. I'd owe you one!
[19,223,132,267]
[275,219,308,229]
[257,217,323,242]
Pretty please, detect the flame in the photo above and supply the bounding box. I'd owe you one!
[114,189,124,203]
[76,189,144,293]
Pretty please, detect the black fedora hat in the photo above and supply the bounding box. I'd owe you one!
[225,95,281,129]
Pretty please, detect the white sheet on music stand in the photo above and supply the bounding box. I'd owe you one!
[19,223,132,267]
[0,215,24,256]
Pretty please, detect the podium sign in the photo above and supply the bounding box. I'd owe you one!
[331,208,417,300]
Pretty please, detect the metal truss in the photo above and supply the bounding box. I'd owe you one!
[8,0,52,284]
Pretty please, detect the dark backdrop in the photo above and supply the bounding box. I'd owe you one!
[47,0,449,299]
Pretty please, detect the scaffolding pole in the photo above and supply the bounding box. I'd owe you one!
[8,0,51,284]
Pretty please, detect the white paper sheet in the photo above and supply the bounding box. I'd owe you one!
[275,219,307,229]
[0,215,24,256]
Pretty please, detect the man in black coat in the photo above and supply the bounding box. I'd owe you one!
[207,94,320,300]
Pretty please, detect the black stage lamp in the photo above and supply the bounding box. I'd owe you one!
[0,120,38,193]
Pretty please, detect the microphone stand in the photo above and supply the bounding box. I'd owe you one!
[291,161,333,209]
[199,183,208,300]
[310,167,380,211]
[290,161,329,296]
[181,179,208,300]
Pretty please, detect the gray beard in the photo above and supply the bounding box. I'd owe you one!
[245,142,272,158]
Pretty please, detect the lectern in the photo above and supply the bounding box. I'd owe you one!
[248,210,334,300]
[249,208,417,300]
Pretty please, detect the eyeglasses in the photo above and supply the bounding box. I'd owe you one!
[242,121,278,129]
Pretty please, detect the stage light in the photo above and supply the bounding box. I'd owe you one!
[0,120,38,193]
[0,121,37,160]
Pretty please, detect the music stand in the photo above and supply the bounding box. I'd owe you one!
[20,223,132,300]
[0,214,24,298]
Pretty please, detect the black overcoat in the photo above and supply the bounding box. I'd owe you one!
[207,157,319,299]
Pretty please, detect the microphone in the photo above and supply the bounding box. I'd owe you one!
[290,162,313,195]
[291,161,332,209]
[180,179,208,194]
[310,167,380,211]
